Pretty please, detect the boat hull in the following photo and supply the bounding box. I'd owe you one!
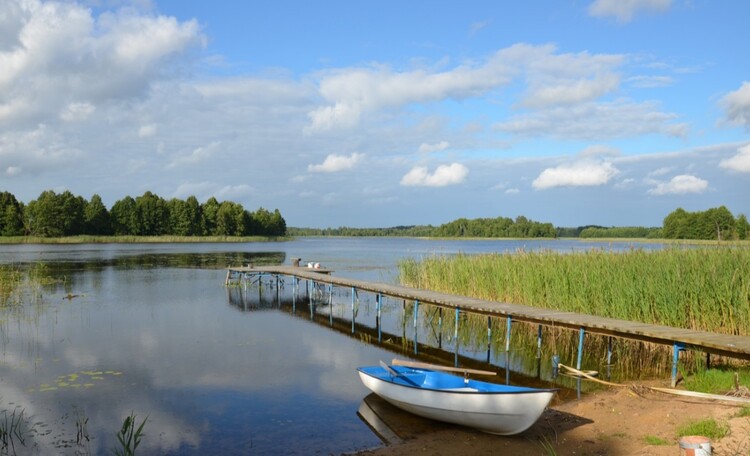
[357,365,555,435]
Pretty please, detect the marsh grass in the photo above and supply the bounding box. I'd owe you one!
[677,418,730,440]
[114,412,148,456]
[0,407,36,454]
[399,247,750,378]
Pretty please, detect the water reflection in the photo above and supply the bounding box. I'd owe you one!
[0,238,671,454]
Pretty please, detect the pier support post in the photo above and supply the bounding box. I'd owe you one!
[505,316,512,384]
[351,287,356,334]
[438,308,443,348]
[576,327,586,399]
[413,300,419,354]
[328,283,333,327]
[454,308,460,367]
[376,294,382,342]
[671,342,685,387]
[486,316,492,363]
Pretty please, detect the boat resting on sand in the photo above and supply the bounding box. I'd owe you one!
[357,360,556,436]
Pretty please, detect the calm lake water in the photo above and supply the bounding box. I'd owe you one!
[0,238,666,455]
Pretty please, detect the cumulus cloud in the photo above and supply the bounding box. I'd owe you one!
[307,153,364,173]
[719,143,750,173]
[418,141,450,153]
[532,161,619,190]
[720,82,750,130]
[0,0,204,128]
[400,163,468,187]
[647,174,708,195]
[588,0,672,22]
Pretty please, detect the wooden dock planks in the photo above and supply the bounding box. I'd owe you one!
[227,265,750,361]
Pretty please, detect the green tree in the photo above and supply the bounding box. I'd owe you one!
[0,191,24,236]
[134,191,169,235]
[737,214,749,240]
[110,196,138,235]
[201,197,220,236]
[84,194,112,235]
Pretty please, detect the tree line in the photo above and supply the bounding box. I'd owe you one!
[290,216,556,238]
[0,190,286,237]
[662,206,748,240]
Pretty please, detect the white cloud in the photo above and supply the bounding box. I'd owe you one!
[400,163,468,187]
[719,144,750,173]
[168,141,221,168]
[505,188,520,195]
[626,75,674,88]
[59,102,95,122]
[720,82,750,130]
[588,0,672,22]
[307,152,364,173]
[418,141,450,153]
[648,174,709,195]
[495,99,688,140]
[0,0,204,128]
[533,161,619,190]
[6,166,21,176]
[521,74,619,108]
[138,124,157,138]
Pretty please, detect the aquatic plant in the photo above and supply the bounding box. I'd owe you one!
[114,412,148,456]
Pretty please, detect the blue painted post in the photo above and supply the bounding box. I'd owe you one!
[292,276,297,313]
[505,316,512,384]
[351,287,356,334]
[607,336,613,380]
[486,316,492,363]
[454,308,460,367]
[377,293,382,342]
[671,342,685,387]
[576,327,585,399]
[413,300,419,354]
[328,283,333,327]
[536,325,543,360]
[438,307,443,348]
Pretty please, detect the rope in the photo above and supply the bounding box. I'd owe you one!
[557,363,750,405]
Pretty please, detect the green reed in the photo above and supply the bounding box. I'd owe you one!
[399,247,750,334]
[399,247,750,378]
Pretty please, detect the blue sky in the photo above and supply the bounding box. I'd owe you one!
[1,0,748,228]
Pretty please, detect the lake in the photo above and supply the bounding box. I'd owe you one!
[0,238,666,455]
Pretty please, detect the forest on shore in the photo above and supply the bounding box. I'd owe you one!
[290,206,749,241]
[1,189,747,241]
[0,190,286,238]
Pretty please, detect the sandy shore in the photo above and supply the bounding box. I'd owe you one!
[353,383,750,455]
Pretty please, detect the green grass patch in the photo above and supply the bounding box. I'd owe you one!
[736,406,750,418]
[682,366,750,394]
[677,418,730,440]
[644,435,669,445]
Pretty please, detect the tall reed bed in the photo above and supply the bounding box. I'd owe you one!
[399,247,750,334]
[399,247,750,378]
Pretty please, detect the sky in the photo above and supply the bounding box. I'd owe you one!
[1,0,749,228]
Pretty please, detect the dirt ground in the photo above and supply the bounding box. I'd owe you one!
[353,382,750,456]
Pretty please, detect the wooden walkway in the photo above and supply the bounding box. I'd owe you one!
[227,265,750,365]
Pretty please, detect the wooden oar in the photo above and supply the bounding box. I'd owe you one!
[379,360,419,386]
[392,359,496,376]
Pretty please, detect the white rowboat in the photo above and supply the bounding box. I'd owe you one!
[357,360,556,435]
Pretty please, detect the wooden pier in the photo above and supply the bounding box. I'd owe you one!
[227,264,750,386]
